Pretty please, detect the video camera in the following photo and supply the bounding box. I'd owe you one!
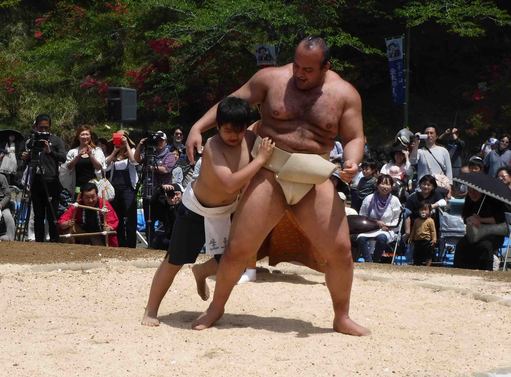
[28,131,51,150]
[146,131,166,147]
[153,185,177,207]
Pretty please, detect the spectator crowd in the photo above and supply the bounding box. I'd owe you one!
[333,123,511,271]
[2,114,190,250]
[0,115,510,272]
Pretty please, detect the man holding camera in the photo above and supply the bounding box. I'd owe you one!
[21,114,66,242]
[134,130,177,246]
[409,124,452,189]
[438,127,465,177]
[150,183,183,250]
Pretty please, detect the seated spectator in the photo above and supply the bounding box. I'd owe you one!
[356,174,402,262]
[467,155,484,173]
[381,144,412,203]
[61,125,106,198]
[409,202,437,266]
[351,159,377,212]
[380,143,413,182]
[453,185,506,270]
[329,140,343,163]
[150,184,183,250]
[0,171,14,241]
[496,166,511,190]
[404,175,447,244]
[58,182,119,246]
[453,156,484,197]
[0,132,20,185]
[105,130,138,248]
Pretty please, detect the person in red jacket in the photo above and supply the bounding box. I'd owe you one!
[58,182,119,246]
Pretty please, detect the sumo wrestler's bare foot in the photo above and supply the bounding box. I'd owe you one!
[192,265,210,301]
[333,316,371,336]
[141,309,160,327]
[191,307,224,331]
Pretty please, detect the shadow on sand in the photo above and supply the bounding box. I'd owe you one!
[255,269,323,286]
[158,310,332,337]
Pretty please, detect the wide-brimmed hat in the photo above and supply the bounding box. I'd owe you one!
[108,130,136,148]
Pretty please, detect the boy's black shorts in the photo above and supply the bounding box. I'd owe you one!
[166,203,205,265]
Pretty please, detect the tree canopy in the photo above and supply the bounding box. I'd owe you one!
[0,0,510,148]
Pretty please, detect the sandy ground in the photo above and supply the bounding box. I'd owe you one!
[0,242,510,377]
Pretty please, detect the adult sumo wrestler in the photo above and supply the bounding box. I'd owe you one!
[186,36,370,336]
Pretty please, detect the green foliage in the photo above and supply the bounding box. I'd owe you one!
[0,0,509,147]
[0,0,20,8]
[396,0,511,36]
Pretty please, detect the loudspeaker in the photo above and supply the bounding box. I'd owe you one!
[107,87,137,122]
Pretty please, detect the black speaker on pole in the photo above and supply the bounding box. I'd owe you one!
[107,87,137,122]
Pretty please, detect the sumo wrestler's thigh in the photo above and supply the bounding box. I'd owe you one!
[227,169,288,256]
[290,179,351,260]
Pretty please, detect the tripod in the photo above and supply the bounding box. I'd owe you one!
[14,150,58,241]
[135,145,157,248]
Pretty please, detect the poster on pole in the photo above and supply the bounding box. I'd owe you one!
[255,44,277,67]
[385,36,405,105]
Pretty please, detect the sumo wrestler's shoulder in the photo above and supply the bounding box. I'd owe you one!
[326,70,360,98]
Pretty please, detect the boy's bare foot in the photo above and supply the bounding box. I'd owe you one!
[192,265,210,301]
[141,309,160,327]
[191,307,224,330]
[333,316,371,336]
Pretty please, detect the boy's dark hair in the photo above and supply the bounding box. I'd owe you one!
[418,201,431,213]
[80,182,98,194]
[35,113,51,127]
[361,159,377,171]
[216,96,251,132]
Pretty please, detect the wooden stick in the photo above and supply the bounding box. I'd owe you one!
[101,189,109,247]
[59,231,116,238]
[71,203,109,212]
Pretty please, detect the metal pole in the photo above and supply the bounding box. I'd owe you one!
[404,28,411,128]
